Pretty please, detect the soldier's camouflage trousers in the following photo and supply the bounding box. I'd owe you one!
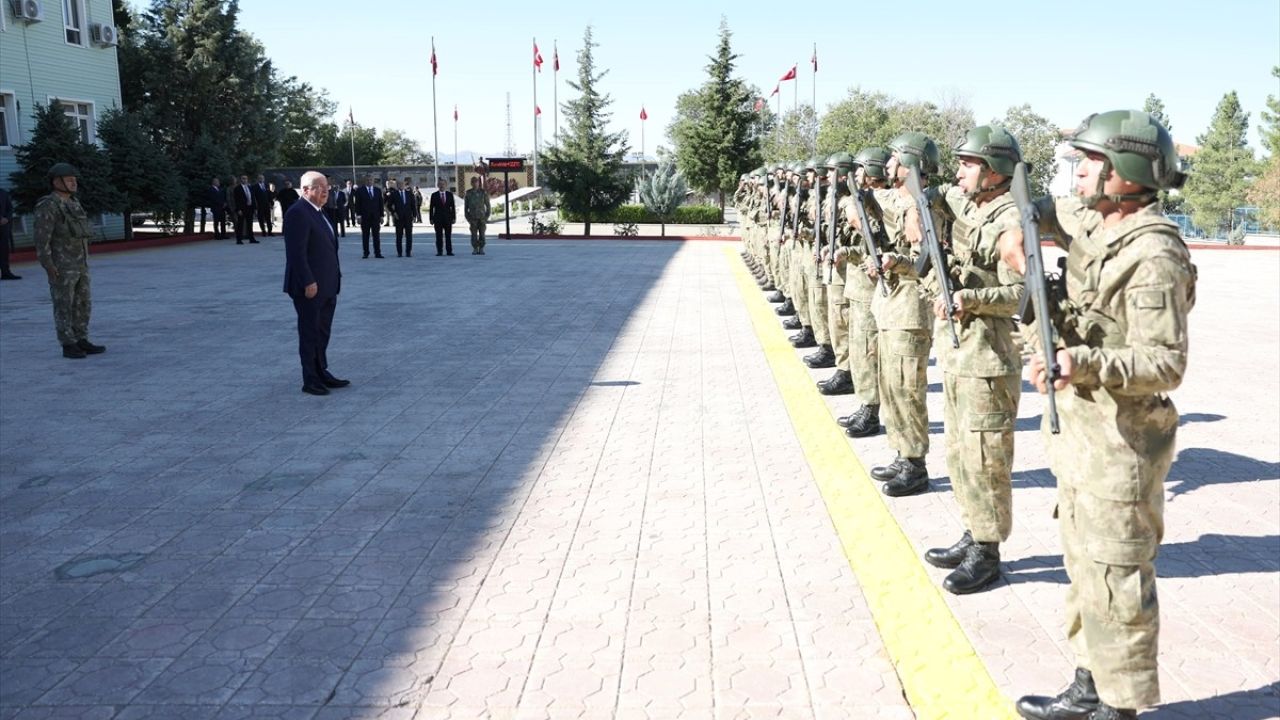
[878,328,930,458]
[48,270,91,345]
[789,243,810,325]
[827,282,849,369]
[943,372,1020,542]
[802,249,829,344]
[1051,390,1175,710]
[849,300,879,405]
[469,219,487,250]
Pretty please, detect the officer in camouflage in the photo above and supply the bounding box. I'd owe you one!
[816,152,857,395]
[1010,110,1195,720]
[837,147,893,435]
[464,177,491,255]
[919,126,1026,595]
[34,163,106,359]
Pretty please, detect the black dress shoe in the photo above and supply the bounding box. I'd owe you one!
[237,240,245,245]
[870,454,908,481]
[322,375,351,388]
[883,458,929,497]
[447,252,455,256]
[0,273,20,280]
[436,252,443,256]
[942,541,1001,595]
[62,344,87,359]
[1016,668,1099,720]
[375,254,385,258]
[925,530,974,569]
[817,369,855,395]
[789,328,816,348]
[844,403,881,438]
[782,316,803,330]
[76,339,106,354]
[302,383,330,396]
[363,254,370,259]
[803,345,836,368]
[249,239,260,244]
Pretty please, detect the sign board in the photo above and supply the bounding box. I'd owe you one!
[487,157,526,172]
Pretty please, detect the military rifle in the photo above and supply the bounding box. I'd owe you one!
[792,182,805,248]
[813,178,824,283]
[1011,161,1060,434]
[827,176,839,284]
[905,165,959,349]
[777,175,791,244]
[851,187,888,297]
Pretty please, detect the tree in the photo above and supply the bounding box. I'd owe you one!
[379,129,432,166]
[636,160,688,236]
[9,104,121,216]
[1183,91,1257,235]
[995,104,1057,198]
[1247,68,1280,229]
[670,19,765,209]
[318,123,387,169]
[815,88,892,158]
[761,105,818,165]
[1260,66,1280,158]
[276,78,338,167]
[1142,93,1172,136]
[98,107,186,238]
[539,26,631,235]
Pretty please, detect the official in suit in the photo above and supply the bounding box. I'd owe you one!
[253,174,275,236]
[207,177,229,240]
[231,175,258,244]
[354,176,384,258]
[283,171,348,396]
[429,178,457,256]
[323,175,347,237]
[389,180,417,257]
[276,180,300,216]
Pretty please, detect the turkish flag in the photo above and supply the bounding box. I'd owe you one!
[534,42,543,71]
[554,47,560,72]
[811,48,818,73]
[535,105,542,116]
[430,46,438,76]
[769,83,780,97]
[453,105,458,121]
[640,107,648,121]
[779,65,797,82]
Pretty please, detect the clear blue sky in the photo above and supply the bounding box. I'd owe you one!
[137,0,1279,160]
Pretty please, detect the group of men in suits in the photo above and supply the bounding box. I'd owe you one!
[207,174,282,243]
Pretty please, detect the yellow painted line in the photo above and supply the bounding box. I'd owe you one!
[724,247,1017,720]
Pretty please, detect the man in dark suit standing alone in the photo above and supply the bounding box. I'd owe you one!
[354,176,384,259]
[231,174,258,244]
[253,174,275,236]
[207,177,229,240]
[429,178,457,256]
[283,171,348,396]
[389,179,416,257]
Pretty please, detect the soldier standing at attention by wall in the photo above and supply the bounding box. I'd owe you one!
[464,177,491,255]
[34,163,106,359]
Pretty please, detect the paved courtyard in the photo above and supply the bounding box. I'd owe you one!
[0,233,1276,719]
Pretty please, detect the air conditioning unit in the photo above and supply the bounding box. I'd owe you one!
[10,0,43,22]
[90,23,118,46]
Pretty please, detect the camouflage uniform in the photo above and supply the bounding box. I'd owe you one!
[1037,196,1194,710]
[464,187,491,252]
[841,192,885,406]
[34,193,94,346]
[799,187,828,346]
[825,186,851,371]
[787,188,810,325]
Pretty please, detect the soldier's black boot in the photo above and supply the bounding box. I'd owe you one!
[817,369,854,395]
[803,345,835,368]
[767,290,786,303]
[759,281,776,291]
[882,457,929,497]
[1085,705,1136,720]
[775,299,795,316]
[789,327,817,348]
[942,541,1001,594]
[1015,668,1099,720]
[77,339,106,354]
[62,344,86,359]
[782,316,803,330]
[870,454,907,482]
[925,530,973,569]
[844,404,881,438]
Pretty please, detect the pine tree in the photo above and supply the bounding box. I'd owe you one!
[99,108,186,238]
[9,104,121,216]
[671,19,764,209]
[1247,67,1280,229]
[1142,94,1172,135]
[636,160,688,236]
[539,26,631,236]
[1183,91,1257,235]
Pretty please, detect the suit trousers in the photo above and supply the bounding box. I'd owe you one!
[235,209,255,241]
[395,217,413,256]
[256,205,273,235]
[292,294,336,386]
[361,218,382,257]
[211,211,228,239]
[0,226,13,274]
[434,223,453,255]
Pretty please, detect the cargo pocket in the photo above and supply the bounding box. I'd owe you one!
[967,411,1013,433]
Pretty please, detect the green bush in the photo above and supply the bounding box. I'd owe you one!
[559,204,722,225]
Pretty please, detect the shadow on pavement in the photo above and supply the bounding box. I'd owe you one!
[1005,533,1279,586]
[1146,681,1280,719]
[1166,447,1280,499]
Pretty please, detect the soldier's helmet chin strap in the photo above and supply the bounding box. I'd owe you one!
[1078,157,1156,209]
[963,160,1013,201]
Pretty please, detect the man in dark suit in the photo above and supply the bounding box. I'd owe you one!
[353,176,384,258]
[276,180,300,216]
[253,174,275,236]
[323,175,347,237]
[428,178,457,256]
[389,179,417,257]
[207,177,229,240]
[283,171,348,396]
[230,174,258,244]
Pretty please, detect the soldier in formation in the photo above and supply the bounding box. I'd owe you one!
[736,109,1192,720]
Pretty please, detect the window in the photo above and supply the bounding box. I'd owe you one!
[56,99,94,144]
[0,93,16,148]
[63,0,85,46]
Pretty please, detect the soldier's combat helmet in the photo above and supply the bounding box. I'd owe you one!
[825,152,856,182]
[852,147,892,180]
[886,132,940,176]
[808,156,828,177]
[954,126,1022,197]
[1068,109,1186,207]
[47,162,79,182]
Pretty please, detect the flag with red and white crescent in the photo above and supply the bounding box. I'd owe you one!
[640,107,648,121]
[779,65,797,82]
[534,42,543,71]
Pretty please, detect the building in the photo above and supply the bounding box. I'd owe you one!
[1,0,126,247]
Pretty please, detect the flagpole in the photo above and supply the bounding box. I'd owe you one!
[793,60,798,112]
[431,37,440,185]
[812,44,817,152]
[347,111,356,184]
[553,41,559,146]
[453,106,458,177]
[532,36,539,188]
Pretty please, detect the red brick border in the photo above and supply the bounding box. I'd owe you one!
[8,232,221,264]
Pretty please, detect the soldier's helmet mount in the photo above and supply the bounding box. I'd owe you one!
[1068,109,1186,207]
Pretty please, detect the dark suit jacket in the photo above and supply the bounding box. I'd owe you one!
[428,190,456,225]
[283,200,341,299]
[390,188,416,222]
[231,184,255,214]
[252,182,275,210]
[353,185,383,221]
[277,187,300,214]
[207,186,228,216]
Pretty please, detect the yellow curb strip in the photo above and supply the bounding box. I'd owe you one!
[725,247,1016,720]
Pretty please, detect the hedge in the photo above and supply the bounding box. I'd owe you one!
[559,204,723,224]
